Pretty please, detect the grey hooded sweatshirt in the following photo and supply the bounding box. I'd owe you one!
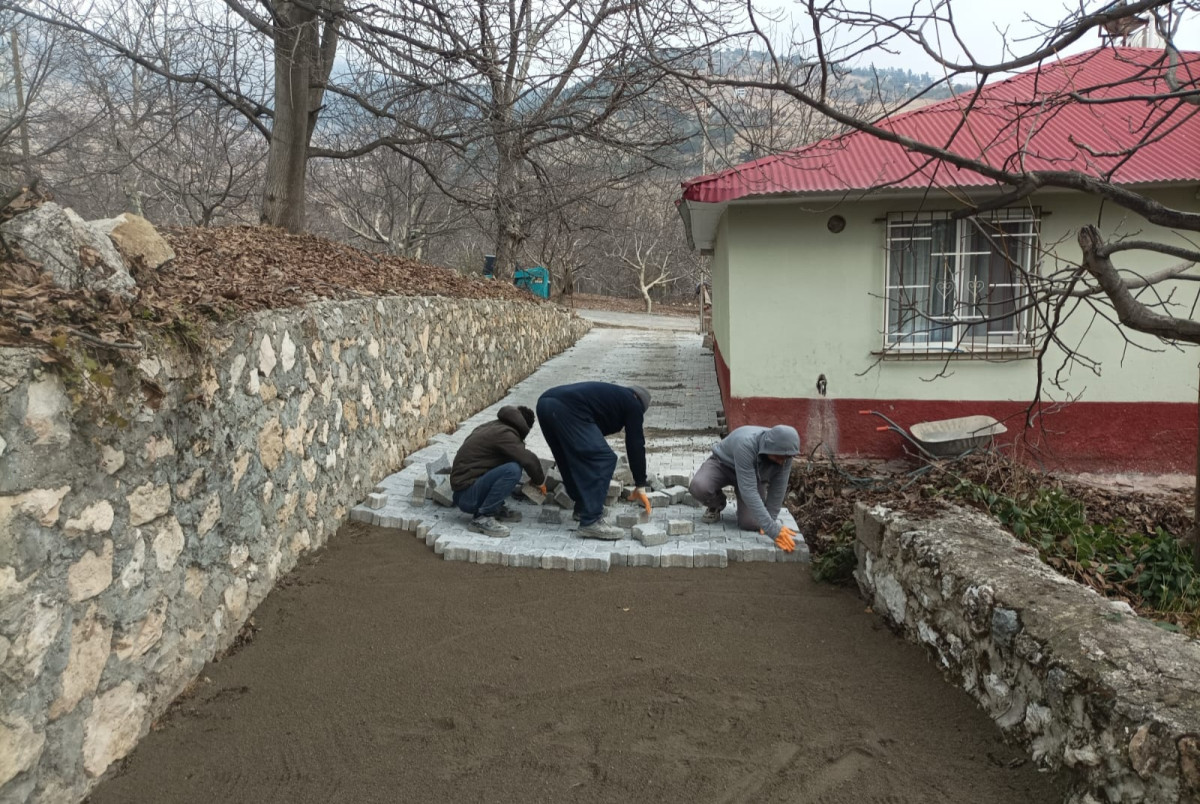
[710,425,800,537]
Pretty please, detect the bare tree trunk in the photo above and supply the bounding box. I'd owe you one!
[260,0,340,232]
[261,13,312,231]
[641,286,653,313]
[10,31,32,182]
[492,141,523,279]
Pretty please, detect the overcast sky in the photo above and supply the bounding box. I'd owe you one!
[758,0,1200,72]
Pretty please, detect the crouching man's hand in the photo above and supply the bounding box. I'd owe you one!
[629,487,651,515]
[774,526,798,553]
[760,525,798,553]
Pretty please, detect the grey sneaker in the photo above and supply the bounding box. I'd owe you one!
[701,507,722,524]
[577,521,624,540]
[469,516,511,538]
[572,506,611,522]
[494,505,523,523]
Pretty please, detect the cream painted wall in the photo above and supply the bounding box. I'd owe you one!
[711,213,732,356]
[723,187,1200,403]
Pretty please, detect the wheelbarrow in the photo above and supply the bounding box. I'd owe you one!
[859,411,1007,461]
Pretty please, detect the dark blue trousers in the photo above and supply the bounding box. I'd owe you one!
[452,462,521,517]
[536,397,616,526]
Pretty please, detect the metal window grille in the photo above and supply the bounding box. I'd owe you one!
[883,209,1038,356]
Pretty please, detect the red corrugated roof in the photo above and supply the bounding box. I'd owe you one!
[681,47,1200,204]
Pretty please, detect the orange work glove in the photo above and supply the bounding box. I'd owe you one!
[629,487,651,515]
[774,526,797,553]
[538,484,548,496]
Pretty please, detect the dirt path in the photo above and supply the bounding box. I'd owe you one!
[89,523,1065,804]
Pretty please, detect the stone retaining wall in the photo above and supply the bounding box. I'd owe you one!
[854,502,1200,804]
[0,296,589,803]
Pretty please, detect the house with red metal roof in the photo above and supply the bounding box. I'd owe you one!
[677,46,1200,471]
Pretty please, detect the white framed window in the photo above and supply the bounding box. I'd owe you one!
[884,209,1038,353]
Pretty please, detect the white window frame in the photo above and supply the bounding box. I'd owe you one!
[883,208,1039,354]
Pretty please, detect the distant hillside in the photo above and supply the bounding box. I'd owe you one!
[845,67,963,102]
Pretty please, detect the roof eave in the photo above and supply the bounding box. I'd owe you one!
[678,179,1200,252]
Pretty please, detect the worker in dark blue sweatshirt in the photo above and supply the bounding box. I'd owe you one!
[536,382,652,539]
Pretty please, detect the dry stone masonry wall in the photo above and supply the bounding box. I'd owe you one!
[854,502,1200,804]
[0,295,588,803]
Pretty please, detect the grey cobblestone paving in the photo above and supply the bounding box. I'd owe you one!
[351,325,808,570]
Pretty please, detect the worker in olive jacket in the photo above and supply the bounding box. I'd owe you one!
[450,405,546,538]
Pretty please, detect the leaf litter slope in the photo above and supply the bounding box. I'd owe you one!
[0,224,538,351]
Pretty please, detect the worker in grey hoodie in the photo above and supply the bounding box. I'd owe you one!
[689,425,801,552]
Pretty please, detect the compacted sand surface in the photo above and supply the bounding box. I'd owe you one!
[88,523,1066,804]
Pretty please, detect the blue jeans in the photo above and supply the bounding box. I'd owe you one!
[452,462,522,517]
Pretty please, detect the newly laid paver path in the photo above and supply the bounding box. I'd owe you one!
[351,320,805,570]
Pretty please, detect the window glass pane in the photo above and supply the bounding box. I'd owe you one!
[962,218,1032,335]
[888,223,932,287]
[888,286,953,344]
[885,212,1033,349]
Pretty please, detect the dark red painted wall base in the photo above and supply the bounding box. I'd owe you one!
[712,342,1197,473]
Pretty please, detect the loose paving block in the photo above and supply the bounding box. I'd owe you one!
[539,507,564,525]
[646,473,665,492]
[553,487,574,509]
[667,519,693,536]
[431,479,455,507]
[521,483,548,505]
[544,469,563,491]
[664,485,688,504]
[615,513,640,529]
[646,491,671,509]
[607,480,622,498]
[682,492,703,508]
[425,451,451,482]
[366,492,388,509]
[613,465,635,485]
[633,524,668,547]
[663,474,690,488]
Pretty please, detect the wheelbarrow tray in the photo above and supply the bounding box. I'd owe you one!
[908,415,1007,458]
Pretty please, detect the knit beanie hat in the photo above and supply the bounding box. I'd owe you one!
[517,405,535,428]
[628,385,652,412]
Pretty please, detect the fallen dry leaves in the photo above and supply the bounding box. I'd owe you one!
[1,223,542,354]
